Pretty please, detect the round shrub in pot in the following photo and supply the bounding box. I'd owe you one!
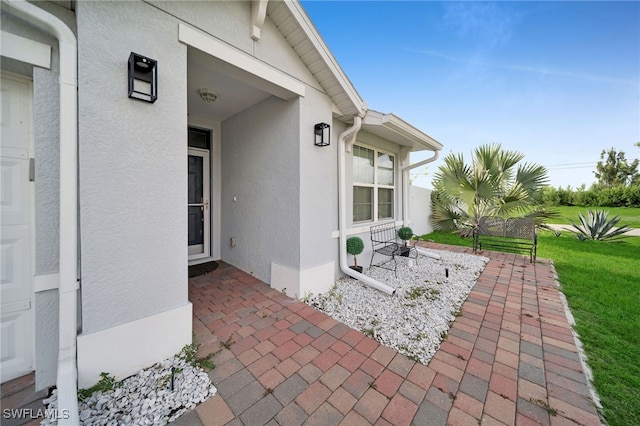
[346,236,364,273]
[397,226,414,256]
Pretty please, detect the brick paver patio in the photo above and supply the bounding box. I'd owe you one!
[0,243,603,425]
[176,243,603,426]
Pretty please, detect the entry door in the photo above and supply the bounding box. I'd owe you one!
[1,74,34,383]
[188,149,210,258]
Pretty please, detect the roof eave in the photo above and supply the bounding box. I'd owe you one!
[278,1,367,118]
[363,111,443,152]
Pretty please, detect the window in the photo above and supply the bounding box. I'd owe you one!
[353,145,395,222]
[188,127,211,149]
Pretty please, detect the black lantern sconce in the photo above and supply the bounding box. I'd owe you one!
[128,52,157,103]
[314,122,330,147]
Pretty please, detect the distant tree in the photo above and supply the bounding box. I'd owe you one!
[594,147,639,187]
[431,143,548,233]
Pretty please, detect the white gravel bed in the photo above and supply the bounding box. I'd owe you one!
[308,248,488,364]
[41,356,216,425]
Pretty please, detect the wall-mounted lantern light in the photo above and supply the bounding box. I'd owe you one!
[314,122,330,147]
[128,52,157,103]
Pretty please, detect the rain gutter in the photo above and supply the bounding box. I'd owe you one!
[2,1,80,423]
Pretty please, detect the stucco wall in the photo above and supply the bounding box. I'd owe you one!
[149,0,321,93]
[221,96,300,283]
[77,1,188,333]
[298,88,336,271]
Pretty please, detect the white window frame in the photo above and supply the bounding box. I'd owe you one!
[352,144,396,224]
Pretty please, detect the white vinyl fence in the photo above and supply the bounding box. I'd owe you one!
[409,185,434,236]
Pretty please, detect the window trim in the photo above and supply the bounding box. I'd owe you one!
[352,144,396,224]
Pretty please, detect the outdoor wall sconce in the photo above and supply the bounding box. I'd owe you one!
[128,52,157,103]
[314,122,330,147]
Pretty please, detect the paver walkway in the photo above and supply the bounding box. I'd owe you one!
[0,243,603,425]
[176,243,603,426]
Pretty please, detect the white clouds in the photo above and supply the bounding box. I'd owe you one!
[413,48,638,87]
[442,2,519,49]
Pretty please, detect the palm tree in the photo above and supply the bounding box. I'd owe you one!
[431,144,549,233]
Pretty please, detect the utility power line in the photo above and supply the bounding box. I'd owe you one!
[544,161,596,167]
[544,161,597,170]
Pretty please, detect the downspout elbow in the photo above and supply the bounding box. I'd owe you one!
[402,149,439,173]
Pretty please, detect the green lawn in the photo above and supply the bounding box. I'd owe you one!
[420,230,640,426]
[549,206,640,228]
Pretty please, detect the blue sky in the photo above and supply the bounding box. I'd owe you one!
[301,1,640,189]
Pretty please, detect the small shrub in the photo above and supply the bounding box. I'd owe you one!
[346,236,365,268]
[541,184,640,207]
[346,236,364,255]
[398,226,414,243]
[541,186,561,206]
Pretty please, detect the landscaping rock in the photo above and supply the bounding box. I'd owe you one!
[308,248,488,364]
[41,357,216,425]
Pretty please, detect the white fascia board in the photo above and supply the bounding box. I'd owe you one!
[283,1,366,116]
[178,23,305,100]
[363,110,443,152]
[382,113,443,151]
[1,31,51,69]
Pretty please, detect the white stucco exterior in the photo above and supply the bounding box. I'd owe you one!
[0,0,441,399]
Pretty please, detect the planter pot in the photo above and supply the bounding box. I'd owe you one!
[350,265,363,273]
[398,246,411,257]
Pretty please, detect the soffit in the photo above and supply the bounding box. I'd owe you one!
[267,0,365,119]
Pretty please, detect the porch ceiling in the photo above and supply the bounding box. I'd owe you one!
[187,47,271,123]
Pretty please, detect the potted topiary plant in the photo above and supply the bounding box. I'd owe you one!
[397,226,414,257]
[346,236,364,273]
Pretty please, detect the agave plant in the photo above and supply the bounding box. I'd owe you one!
[568,210,632,241]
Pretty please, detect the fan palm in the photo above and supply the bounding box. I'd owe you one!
[431,144,549,234]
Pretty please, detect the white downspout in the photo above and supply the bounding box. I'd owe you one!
[402,150,439,226]
[2,1,80,423]
[338,117,396,296]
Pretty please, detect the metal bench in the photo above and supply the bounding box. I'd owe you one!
[473,216,537,262]
[369,222,418,276]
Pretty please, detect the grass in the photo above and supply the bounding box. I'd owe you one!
[420,230,640,426]
[548,206,640,228]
